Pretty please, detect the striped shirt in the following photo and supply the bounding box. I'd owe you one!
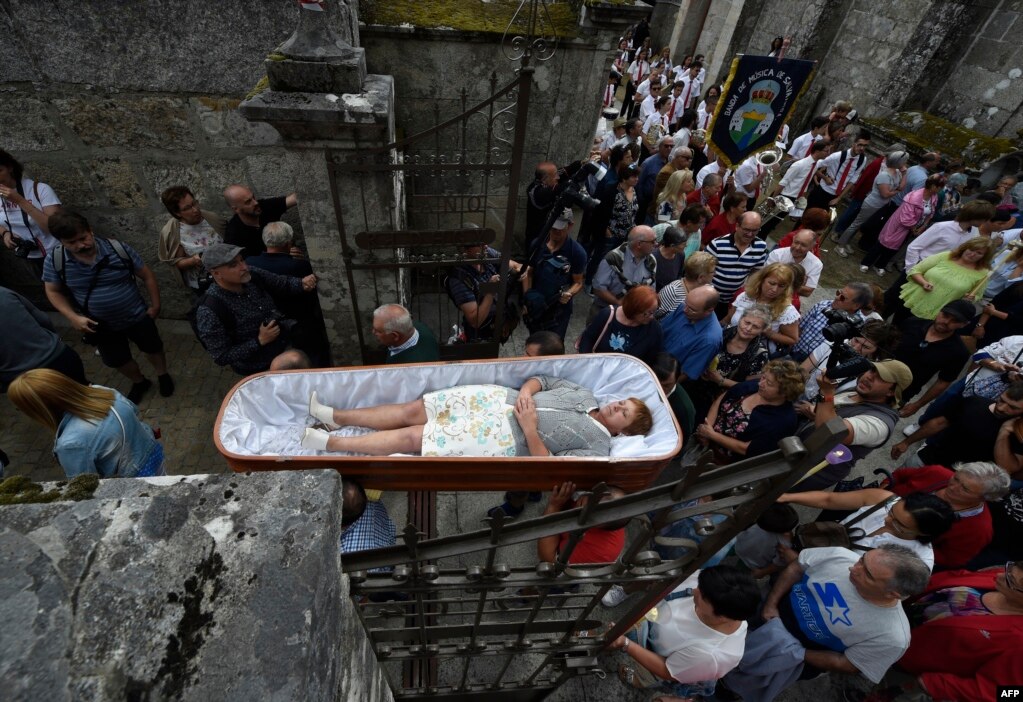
[42,238,147,330]
[706,235,767,304]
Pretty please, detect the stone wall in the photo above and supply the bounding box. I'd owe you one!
[0,470,393,702]
[719,0,1023,142]
[360,25,615,250]
[0,0,358,318]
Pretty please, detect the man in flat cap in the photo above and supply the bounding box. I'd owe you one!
[196,242,317,375]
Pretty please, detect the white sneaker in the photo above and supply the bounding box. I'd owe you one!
[601,584,628,607]
[874,267,886,277]
[309,391,339,429]
[301,427,331,451]
[836,245,850,258]
[902,422,919,436]
[859,264,869,273]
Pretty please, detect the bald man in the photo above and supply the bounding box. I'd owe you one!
[766,228,823,297]
[372,303,439,364]
[222,184,298,258]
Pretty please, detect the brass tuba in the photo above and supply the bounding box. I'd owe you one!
[754,147,784,196]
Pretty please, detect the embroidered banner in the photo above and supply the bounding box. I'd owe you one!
[708,55,816,168]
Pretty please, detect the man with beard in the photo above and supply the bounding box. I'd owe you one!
[43,210,172,404]
[222,184,299,258]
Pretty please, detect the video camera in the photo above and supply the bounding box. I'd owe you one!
[821,308,873,381]
[555,160,601,212]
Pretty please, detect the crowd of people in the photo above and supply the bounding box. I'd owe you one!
[2,17,1023,701]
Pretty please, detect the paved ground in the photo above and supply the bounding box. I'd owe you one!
[1,219,916,701]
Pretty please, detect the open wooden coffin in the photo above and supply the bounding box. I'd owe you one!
[214,354,683,491]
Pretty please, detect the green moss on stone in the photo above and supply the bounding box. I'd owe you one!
[245,75,270,101]
[0,473,100,505]
[861,111,1019,171]
[362,0,580,37]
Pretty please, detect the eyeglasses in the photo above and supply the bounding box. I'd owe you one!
[1005,562,1023,593]
[178,200,200,213]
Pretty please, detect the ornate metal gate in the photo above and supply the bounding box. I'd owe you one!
[343,421,847,700]
[328,1,562,364]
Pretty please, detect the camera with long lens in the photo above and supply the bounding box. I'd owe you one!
[557,161,601,211]
[11,236,36,259]
[821,308,873,381]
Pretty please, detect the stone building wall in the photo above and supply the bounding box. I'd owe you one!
[360,25,615,250]
[0,0,358,318]
[720,0,1023,140]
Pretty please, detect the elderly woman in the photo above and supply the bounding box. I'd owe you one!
[889,462,1011,569]
[898,236,993,323]
[301,376,653,458]
[896,560,1023,701]
[684,304,771,425]
[8,369,164,478]
[696,359,803,463]
[779,489,955,571]
[157,185,225,293]
[657,250,715,318]
[725,262,800,352]
[860,174,945,275]
[833,149,909,257]
[579,285,662,362]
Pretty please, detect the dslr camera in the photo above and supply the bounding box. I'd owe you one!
[11,236,36,259]
[821,309,873,381]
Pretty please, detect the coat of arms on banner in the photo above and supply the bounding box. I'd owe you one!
[708,55,816,168]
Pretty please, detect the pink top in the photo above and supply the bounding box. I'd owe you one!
[878,187,938,249]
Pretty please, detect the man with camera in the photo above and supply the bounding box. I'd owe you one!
[522,208,585,340]
[794,355,912,491]
[196,243,317,375]
[42,211,173,404]
[791,282,873,361]
[525,162,561,249]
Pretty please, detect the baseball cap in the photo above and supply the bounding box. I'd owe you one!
[940,299,976,323]
[552,207,574,229]
[613,117,627,129]
[202,243,245,270]
[870,360,913,405]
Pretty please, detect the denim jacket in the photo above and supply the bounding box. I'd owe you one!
[55,387,162,478]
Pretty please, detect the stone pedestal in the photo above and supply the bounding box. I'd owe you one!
[239,11,400,364]
[0,471,393,702]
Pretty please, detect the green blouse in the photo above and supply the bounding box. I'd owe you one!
[900,252,989,320]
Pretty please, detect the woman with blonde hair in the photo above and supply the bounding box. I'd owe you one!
[8,369,164,478]
[898,236,994,323]
[653,168,695,223]
[725,263,800,352]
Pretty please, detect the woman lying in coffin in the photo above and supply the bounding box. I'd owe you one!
[301,375,653,457]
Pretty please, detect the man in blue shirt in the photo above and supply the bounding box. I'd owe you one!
[636,134,675,224]
[43,210,172,404]
[661,284,722,381]
[522,208,587,339]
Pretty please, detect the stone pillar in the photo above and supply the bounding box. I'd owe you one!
[239,3,399,364]
[649,0,684,52]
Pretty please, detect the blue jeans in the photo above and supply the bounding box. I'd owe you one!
[832,197,863,235]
